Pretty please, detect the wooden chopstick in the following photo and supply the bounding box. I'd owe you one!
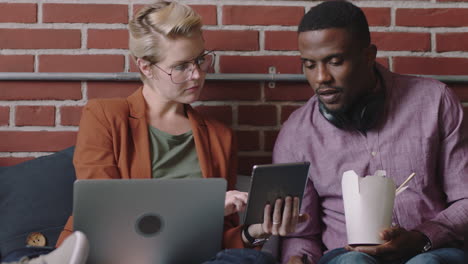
[395,172,416,193]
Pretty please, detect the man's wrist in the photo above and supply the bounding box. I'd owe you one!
[421,234,432,252]
[412,231,432,252]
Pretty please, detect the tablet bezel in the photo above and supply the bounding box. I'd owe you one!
[243,162,310,226]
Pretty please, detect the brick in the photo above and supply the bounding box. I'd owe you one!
[264,130,280,152]
[464,106,468,118]
[0,29,81,49]
[0,131,77,152]
[200,82,261,101]
[129,57,139,73]
[281,105,302,124]
[437,0,468,2]
[88,29,129,49]
[236,130,259,151]
[372,32,431,52]
[192,5,217,25]
[394,57,468,75]
[39,55,125,73]
[133,4,217,26]
[0,106,9,126]
[193,105,232,125]
[436,33,468,52]
[449,84,468,101]
[0,82,82,100]
[220,56,302,74]
[204,30,259,51]
[0,55,34,72]
[16,106,56,126]
[238,105,277,126]
[0,3,36,23]
[87,82,141,99]
[265,31,298,51]
[265,83,313,101]
[362,8,391,27]
[0,157,34,167]
[43,4,128,24]
[60,106,84,126]
[396,8,468,27]
[223,6,304,26]
[238,155,272,175]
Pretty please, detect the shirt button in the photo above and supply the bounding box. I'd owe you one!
[26,232,47,247]
[371,151,377,157]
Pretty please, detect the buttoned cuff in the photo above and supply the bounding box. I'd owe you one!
[412,220,450,249]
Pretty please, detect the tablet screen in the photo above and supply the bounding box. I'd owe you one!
[243,162,310,225]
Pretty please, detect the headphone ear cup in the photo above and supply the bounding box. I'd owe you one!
[318,102,348,129]
[351,92,385,132]
[319,91,385,132]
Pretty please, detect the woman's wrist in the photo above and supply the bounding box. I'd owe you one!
[242,224,270,246]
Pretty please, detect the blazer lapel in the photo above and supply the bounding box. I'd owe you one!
[127,88,152,179]
[186,105,214,179]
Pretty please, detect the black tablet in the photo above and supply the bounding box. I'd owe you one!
[243,162,310,225]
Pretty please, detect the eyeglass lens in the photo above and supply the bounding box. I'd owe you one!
[171,53,214,84]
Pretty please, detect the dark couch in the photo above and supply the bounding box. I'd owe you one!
[0,147,76,260]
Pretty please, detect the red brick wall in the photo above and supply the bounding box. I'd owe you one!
[1,1,468,175]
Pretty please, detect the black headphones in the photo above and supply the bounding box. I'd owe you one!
[318,71,386,133]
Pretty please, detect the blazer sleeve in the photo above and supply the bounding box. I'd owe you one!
[72,100,122,180]
[57,100,123,246]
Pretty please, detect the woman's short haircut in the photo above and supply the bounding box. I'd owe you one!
[129,1,202,78]
[298,0,370,49]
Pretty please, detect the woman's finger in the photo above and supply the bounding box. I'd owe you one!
[290,196,300,233]
[263,202,272,234]
[272,198,283,235]
[279,196,293,235]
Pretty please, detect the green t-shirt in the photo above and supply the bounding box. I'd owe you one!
[148,126,202,179]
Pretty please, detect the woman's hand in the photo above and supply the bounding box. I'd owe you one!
[246,196,309,241]
[224,190,248,216]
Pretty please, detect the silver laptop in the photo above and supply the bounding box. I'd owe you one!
[73,178,226,264]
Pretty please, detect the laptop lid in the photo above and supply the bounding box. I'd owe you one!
[73,178,226,264]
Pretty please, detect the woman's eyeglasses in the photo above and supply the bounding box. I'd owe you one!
[153,51,215,84]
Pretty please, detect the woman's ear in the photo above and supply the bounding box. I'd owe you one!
[136,58,153,79]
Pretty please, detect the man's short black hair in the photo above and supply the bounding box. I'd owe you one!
[298,0,370,48]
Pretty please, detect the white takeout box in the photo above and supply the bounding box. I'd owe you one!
[342,170,396,245]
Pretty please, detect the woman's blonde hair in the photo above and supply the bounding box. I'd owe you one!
[129,1,203,70]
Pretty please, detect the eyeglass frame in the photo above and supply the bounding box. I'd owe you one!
[150,50,216,84]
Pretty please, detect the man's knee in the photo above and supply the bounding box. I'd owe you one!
[406,248,466,264]
[334,251,378,264]
[406,252,444,264]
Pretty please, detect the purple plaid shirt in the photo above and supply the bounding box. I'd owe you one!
[273,65,468,264]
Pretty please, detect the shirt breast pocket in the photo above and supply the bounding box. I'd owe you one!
[382,136,436,189]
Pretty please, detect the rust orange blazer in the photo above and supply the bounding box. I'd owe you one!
[57,88,243,248]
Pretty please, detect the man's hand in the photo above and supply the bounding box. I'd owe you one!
[224,190,248,216]
[248,196,309,239]
[345,227,428,261]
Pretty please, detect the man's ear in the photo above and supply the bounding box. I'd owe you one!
[136,58,153,79]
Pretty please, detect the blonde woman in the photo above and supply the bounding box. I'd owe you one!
[3,2,306,263]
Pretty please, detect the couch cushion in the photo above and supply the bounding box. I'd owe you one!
[0,147,76,259]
